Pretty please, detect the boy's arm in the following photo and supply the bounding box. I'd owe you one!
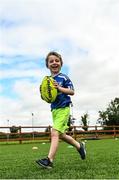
[58,86,74,95]
[53,81,74,95]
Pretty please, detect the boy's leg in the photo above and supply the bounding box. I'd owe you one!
[60,133,80,150]
[36,128,59,168]
[60,133,86,160]
[48,128,59,162]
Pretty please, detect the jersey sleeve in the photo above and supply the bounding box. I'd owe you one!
[64,76,74,91]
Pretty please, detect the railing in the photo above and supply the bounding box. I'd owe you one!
[0,125,51,144]
[0,125,119,144]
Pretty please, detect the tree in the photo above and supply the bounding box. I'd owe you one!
[97,97,119,128]
[67,115,76,131]
[98,111,108,125]
[10,126,19,133]
[10,126,19,138]
[81,113,89,131]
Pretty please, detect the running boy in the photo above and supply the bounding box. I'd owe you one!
[36,51,86,168]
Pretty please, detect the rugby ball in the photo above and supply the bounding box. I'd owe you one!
[40,76,57,103]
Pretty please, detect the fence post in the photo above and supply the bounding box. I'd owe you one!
[73,126,77,140]
[113,126,116,138]
[19,126,22,144]
[95,126,98,139]
[49,125,51,142]
[7,126,10,142]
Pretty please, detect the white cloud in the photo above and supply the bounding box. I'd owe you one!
[0,80,52,126]
[0,68,44,79]
[0,84,3,93]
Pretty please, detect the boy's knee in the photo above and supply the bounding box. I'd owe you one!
[51,129,59,138]
[60,133,65,139]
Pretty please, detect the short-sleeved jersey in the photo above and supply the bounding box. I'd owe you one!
[51,73,74,110]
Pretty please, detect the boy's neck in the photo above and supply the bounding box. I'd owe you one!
[51,72,61,77]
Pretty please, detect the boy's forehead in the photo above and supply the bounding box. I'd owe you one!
[48,55,60,60]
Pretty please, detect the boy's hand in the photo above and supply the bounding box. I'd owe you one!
[53,80,74,95]
[53,80,60,89]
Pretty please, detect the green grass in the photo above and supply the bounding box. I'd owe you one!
[0,139,119,179]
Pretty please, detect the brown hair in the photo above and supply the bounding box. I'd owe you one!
[45,51,63,68]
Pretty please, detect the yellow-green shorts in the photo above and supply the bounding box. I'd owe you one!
[52,107,70,134]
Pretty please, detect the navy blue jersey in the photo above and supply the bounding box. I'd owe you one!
[51,73,74,110]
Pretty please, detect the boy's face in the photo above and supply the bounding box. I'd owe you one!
[47,55,62,75]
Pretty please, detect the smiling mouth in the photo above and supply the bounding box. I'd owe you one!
[51,66,59,69]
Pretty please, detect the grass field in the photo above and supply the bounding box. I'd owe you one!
[0,139,119,179]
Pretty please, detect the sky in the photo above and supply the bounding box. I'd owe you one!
[0,0,119,128]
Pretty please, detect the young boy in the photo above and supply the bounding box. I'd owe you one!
[36,51,86,169]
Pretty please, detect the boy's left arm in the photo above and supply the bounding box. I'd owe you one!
[53,80,74,95]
